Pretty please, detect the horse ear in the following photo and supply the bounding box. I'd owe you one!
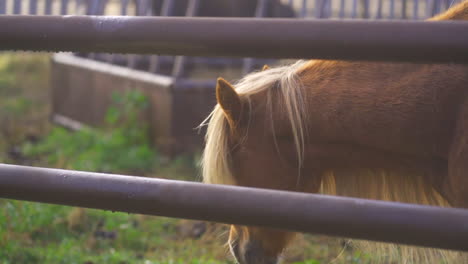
[262,65,270,71]
[216,77,242,128]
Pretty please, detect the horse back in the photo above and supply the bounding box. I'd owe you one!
[300,61,468,158]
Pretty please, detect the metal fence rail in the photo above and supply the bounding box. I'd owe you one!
[1,15,468,62]
[0,164,467,251]
[0,0,461,76]
[0,0,462,18]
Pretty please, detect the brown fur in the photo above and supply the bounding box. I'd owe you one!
[203,1,468,263]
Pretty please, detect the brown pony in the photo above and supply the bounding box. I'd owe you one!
[201,2,468,264]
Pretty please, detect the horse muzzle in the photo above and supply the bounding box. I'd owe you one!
[231,239,281,264]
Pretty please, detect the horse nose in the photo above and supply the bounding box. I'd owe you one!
[241,240,280,264]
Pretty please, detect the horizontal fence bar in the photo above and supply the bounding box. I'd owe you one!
[0,164,468,251]
[1,16,468,62]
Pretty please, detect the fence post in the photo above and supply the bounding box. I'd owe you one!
[351,0,358,18]
[413,0,419,19]
[13,0,22,14]
[361,0,369,19]
[0,0,5,15]
[61,0,69,15]
[149,0,176,74]
[389,0,395,19]
[29,0,38,14]
[339,0,345,18]
[301,0,307,17]
[45,0,53,15]
[402,0,407,19]
[172,0,200,79]
[120,0,129,15]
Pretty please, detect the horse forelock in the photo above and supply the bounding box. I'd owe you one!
[201,60,311,186]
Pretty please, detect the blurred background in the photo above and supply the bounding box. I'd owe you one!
[0,0,460,263]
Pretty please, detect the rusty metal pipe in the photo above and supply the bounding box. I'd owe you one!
[0,164,468,251]
[1,15,468,62]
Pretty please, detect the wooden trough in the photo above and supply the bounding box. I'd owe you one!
[51,53,217,155]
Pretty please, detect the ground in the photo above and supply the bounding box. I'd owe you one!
[0,53,371,264]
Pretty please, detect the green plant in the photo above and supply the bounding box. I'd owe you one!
[22,90,158,174]
[0,53,50,162]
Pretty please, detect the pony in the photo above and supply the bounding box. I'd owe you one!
[201,1,468,264]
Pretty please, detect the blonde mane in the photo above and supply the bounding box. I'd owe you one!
[201,60,467,263]
[201,60,309,186]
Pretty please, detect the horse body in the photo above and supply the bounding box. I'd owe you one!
[290,61,454,155]
[297,61,468,203]
[202,2,468,263]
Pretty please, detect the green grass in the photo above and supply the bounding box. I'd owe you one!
[21,90,158,174]
[0,53,373,264]
[0,200,228,264]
